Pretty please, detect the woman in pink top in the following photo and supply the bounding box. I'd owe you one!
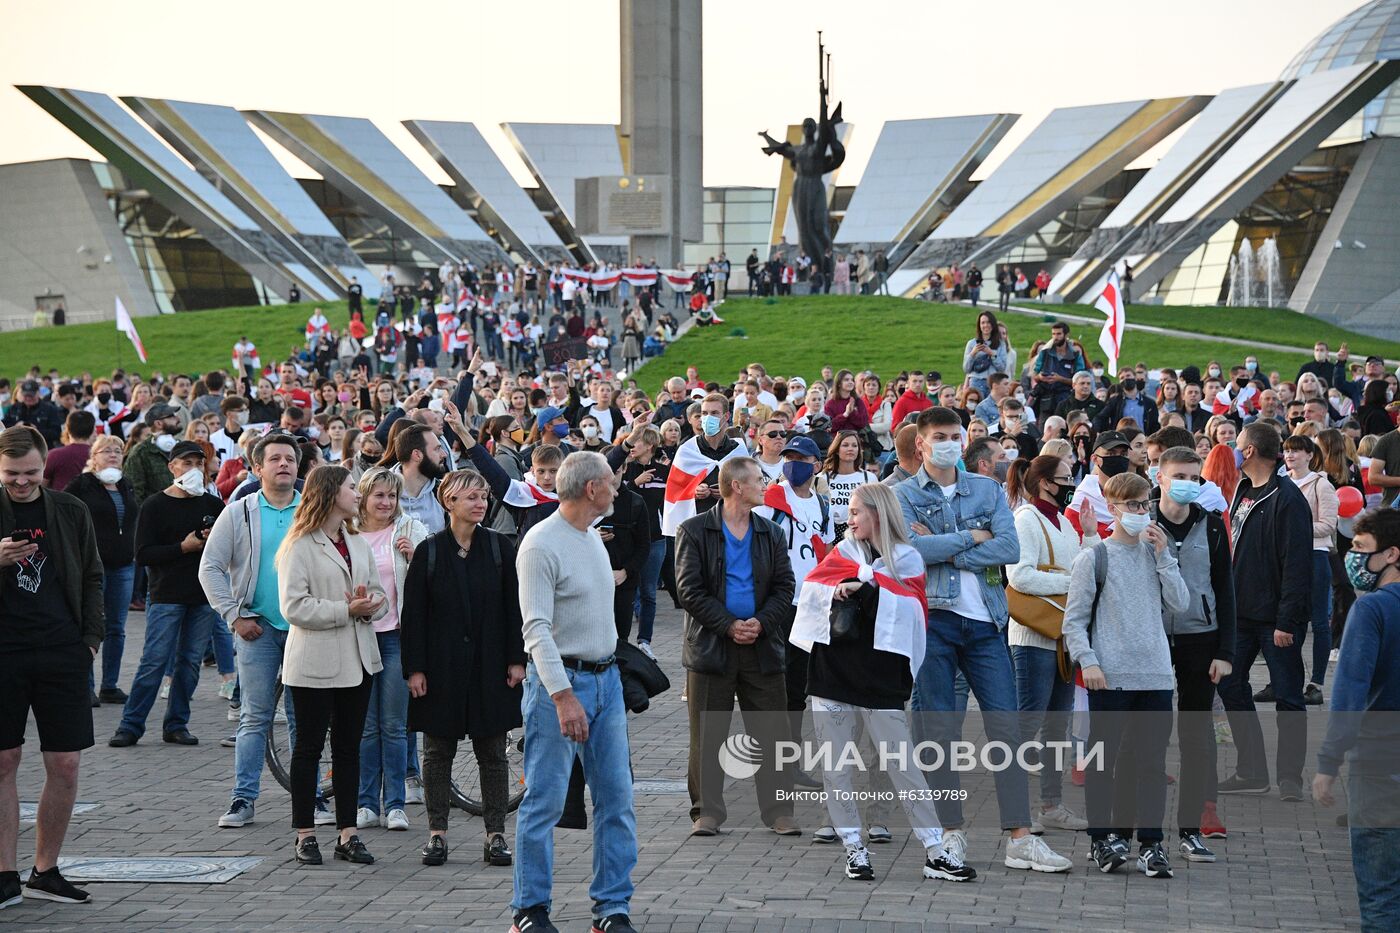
[354,467,429,832]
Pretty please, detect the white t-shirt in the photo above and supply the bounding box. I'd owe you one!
[941,482,992,623]
[758,486,832,604]
[825,470,875,527]
[756,457,784,483]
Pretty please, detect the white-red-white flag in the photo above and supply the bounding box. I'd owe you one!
[661,435,749,536]
[1093,270,1126,373]
[115,297,147,363]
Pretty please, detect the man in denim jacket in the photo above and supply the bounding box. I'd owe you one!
[895,407,1073,877]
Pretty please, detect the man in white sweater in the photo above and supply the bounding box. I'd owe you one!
[512,452,637,933]
[1063,471,1189,880]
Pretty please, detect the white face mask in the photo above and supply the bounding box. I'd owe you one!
[235,411,250,426]
[1091,368,1104,378]
[1003,448,1019,462]
[174,468,206,495]
[96,467,123,484]
[582,426,599,440]
[790,388,805,402]
[155,434,177,453]
[929,439,962,469]
[1117,511,1151,536]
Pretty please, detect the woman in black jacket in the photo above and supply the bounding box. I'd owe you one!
[65,435,138,703]
[1355,379,1394,439]
[399,469,525,870]
[602,446,653,640]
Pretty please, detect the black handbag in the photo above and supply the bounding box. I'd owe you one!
[829,579,876,642]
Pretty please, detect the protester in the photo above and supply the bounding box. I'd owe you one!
[200,434,307,830]
[353,468,428,833]
[400,469,525,868]
[0,425,102,907]
[1281,435,1339,705]
[512,452,637,933]
[110,441,223,748]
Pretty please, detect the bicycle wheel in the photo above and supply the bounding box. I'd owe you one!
[265,678,333,798]
[450,730,526,815]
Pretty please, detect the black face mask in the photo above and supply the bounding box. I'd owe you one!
[1121,379,1139,393]
[1052,481,1075,510]
[1289,417,1305,427]
[1098,455,1131,478]
[360,453,380,469]
[97,392,112,405]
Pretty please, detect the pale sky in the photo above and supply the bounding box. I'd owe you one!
[0,0,1367,191]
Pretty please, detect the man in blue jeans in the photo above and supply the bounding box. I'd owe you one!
[513,452,637,933]
[1313,507,1400,933]
[896,407,1072,876]
[111,442,223,748]
[197,435,318,829]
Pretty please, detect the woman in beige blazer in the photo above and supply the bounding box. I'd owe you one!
[276,465,386,866]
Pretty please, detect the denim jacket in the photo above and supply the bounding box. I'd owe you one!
[894,467,1021,627]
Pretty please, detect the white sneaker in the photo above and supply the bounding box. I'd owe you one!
[939,829,968,865]
[356,807,380,829]
[227,705,241,722]
[638,641,656,660]
[404,776,424,805]
[313,801,335,826]
[384,808,410,831]
[1037,803,1089,831]
[1004,833,1072,873]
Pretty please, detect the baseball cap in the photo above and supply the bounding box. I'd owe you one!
[145,403,177,425]
[168,440,206,461]
[1365,354,1385,365]
[1094,431,1130,452]
[782,435,821,459]
[19,379,40,394]
[534,405,565,429]
[787,376,807,389]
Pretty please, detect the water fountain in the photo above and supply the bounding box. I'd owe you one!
[1227,238,1255,307]
[1256,236,1285,307]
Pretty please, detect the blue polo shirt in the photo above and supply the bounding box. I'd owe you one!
[246,491,300,631]
[723,520,756,620]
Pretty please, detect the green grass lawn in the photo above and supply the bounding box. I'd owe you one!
[633,295,1342,395]
[0,301,357,378]
[1056,302,1400,358]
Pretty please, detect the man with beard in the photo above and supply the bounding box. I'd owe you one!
[381,424,448,535]
[1030,322,1086,422]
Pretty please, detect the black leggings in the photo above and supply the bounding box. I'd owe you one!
[289,672,372,831]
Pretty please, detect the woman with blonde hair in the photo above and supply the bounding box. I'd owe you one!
[792,482,976,883]
[277,465,386,865]
[399,469,525,868]
[353,467,429,833]
[65,434,139,703]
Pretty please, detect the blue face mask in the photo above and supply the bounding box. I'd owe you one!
[1168,479,1203,505]
[551,422,571,439]
[1147,465,1160,485]
[701,415,723,437]
[782,460,816,487]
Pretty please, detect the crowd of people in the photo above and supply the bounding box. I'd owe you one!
[2,283,1399,932]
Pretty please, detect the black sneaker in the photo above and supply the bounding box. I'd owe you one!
[1218,773,1271,795]
[867,824,892,844]
[90,692,100,708]
[420,835,448,866]
[162,730,198,746]
[844,844,875,881]
[1137,842,1173,878]
[591,915,637,933]
[98,687,127,704]
[219,734,237,748]
[218,798,254,828]
[1279,779,1304,802]
[484,833,513,866]
[511,905,558,933]
[923,852,977,882]
[1179,832,1216,863]
[1304,684,1324,706]
[1091,835,1129,874]
[108,730,138,748]
[295,836,321,865]
[0,871,20,911]
[333,835,374,864]
[23,866,90,904]
[1253,683,1275,703]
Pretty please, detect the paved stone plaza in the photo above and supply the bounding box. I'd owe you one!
[12,607,1359,932]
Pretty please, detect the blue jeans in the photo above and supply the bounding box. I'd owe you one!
[92,563,134,692]
[1011,644,1074,807]
[359,630,409,813]
[629,540,666,643]
[163,623,235,678]
[119,602,216,739]
[512,663,635,918]
[231,624,299,802]
[910,610,1031,830]
[1349,771,1400,932]
[1219,620,1308,787]
[1307,550,1333,686]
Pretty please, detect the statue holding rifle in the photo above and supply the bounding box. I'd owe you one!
[758,32,846,264]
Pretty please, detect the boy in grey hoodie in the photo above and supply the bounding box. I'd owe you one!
[1063,472,1188,878]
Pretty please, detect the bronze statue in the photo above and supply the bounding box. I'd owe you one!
[759,33,845,265]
